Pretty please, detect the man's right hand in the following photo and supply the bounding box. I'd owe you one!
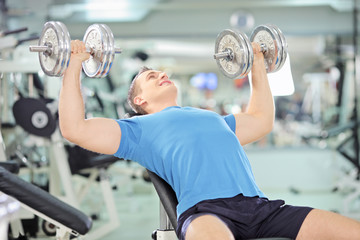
[60,39,122,156]
[70,40,91,63]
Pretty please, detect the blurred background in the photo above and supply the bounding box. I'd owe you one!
[1,0,360,239]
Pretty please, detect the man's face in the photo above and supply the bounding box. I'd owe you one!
[134,70,178,109]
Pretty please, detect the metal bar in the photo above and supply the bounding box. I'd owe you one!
[30,45,121,58]
[159,201,173,230]
[1,27,28,37]
[87,47,122,55]
[29,45,50,52]
[214,50,231,60]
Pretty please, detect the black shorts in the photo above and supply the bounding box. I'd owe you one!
[176,194,312,240]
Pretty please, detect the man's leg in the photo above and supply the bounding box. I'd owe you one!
[185,214,235,240]
[296,209,360,239]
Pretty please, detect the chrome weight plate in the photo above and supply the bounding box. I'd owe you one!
[100,24,115,78]
[250,25,282,73]
[82,24,109,77]
[49,22,65,77]
[97,24,111,78]
[214,29,251,79]
[266,24,288,71]
[38,21,67,76]
[56,22,71,77]
[240,30,254,78]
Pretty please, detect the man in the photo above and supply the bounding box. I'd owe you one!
[59,39,360,240]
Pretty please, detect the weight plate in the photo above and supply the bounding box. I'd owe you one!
[250,25,282,73]
[100,24,115,78]
[94,24,110,78]
[12,98,56,137]
[263,24,283,73]
[214,29,251,78]
[56,21,71,77]
[239,30,253,77]
[38,21,64,77]
[82,24,108,77]
[49,22,64,76]
[52,22,64,76]
[266,24,287,72]
[98,24,111,78]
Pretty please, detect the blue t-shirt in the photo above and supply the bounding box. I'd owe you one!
[114,106,265,217]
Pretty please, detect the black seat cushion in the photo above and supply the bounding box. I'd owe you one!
[0,166,92,235]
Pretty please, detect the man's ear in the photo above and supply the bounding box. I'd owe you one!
[134,96,146,106]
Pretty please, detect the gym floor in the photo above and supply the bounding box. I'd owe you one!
[33,146,353,240]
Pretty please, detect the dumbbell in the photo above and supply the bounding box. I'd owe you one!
[214,24,288,79]
[29,21,122,78]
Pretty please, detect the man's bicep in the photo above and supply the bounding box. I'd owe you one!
[233,113,269,146]
[76,118,122,155]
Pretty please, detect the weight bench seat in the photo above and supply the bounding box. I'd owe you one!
[147,170,178,229]
[147,170,292,240]
[0,166,92,235]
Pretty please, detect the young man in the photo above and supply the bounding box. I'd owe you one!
[59,39,360,240]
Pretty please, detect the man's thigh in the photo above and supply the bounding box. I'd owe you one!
[256,204,312,239]
[184,214,235,240]
[296,209,360,240]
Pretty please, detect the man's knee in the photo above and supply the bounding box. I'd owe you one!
[185,214,234,240]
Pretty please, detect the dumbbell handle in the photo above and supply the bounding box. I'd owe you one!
[29,45,122,54]
[214,49,233,60]
[29,46,49,52]
[214,50,230,60]
[259,43,268,53]
[214,43,268,60]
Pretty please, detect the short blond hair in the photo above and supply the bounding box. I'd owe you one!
[127,66,152,115]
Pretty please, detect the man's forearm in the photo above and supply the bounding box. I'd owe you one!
[58,58,86,140]
[246,58,275,126]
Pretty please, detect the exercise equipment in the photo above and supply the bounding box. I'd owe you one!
[12,98,57,138]
[0,165,92,240]
[0,27,28,37]
[29,21,122,78]
[0,27,39,50]
[214,24,288,79]
[147,170,293,240]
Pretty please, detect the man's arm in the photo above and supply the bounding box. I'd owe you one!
[233,43,275,145]
[59,40,121,155]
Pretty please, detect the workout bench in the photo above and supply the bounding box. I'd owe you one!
[0,165,92,239]
[147,170,292,240]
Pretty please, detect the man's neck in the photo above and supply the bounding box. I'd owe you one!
[147,101,178,114]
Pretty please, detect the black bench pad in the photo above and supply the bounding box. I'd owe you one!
[0,161,20,174]
[147,170,178,229]
[0,167,92,235]
[66,145,120,174]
